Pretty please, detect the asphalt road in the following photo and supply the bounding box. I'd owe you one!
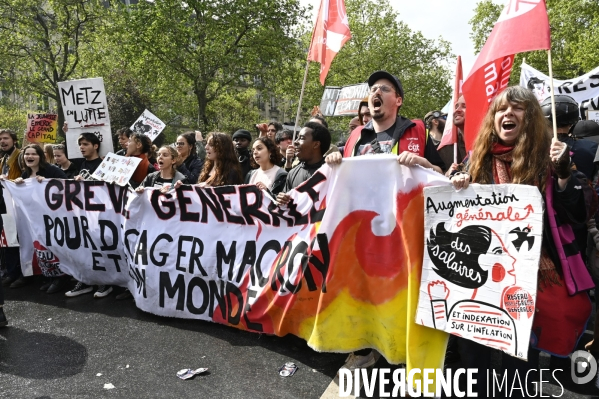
[1,280,598,398]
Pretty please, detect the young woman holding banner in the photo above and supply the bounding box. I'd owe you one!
[11,144,69,294]
[17,144,66,181]
[450,86,593,397]
[137,145,187,191]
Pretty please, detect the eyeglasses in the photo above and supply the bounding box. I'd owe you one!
[370,84,396,94]
[52,145,65,149]
[174,142,186,147]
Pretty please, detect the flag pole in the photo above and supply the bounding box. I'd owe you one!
[547,50,558,140]
[292,59,311,142]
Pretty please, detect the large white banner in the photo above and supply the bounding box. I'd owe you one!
[0,187,19,247]
[416,184,543,359]
[3,158,451,371]
[4,179,129,285]
[520,61,599,117]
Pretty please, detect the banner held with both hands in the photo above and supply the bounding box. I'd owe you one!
[6,159,549,376]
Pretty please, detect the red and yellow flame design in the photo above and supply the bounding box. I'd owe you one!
[216,185,448,372]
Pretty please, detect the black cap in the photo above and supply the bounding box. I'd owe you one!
[368,71,404,99]
[232,129,252,141]
[573,120,599,138]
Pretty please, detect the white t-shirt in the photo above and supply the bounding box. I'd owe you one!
[249,165,280,188]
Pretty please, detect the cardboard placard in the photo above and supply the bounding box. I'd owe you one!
[130,109,166,142]
[416,184,543,359]
[91,152,143,186]
[26,113,58,143]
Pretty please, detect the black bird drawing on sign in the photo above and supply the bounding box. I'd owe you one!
[510,226,534,251]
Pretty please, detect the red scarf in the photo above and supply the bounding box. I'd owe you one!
[131,153,150,184]
[490,143,514,184]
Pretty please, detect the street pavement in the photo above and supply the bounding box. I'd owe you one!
[1,280,598,398]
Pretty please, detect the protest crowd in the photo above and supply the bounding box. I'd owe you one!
[3,0,599,397]
[2,67,599,396]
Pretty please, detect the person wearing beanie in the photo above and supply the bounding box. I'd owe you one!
[232,129,255,178]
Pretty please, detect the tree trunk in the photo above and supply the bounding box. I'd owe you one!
[55,86,65,140]
[194,83,210,132]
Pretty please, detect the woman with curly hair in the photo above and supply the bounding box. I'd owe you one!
[450,86,593,397]
[245,137,287,195]
[198,132,242,186]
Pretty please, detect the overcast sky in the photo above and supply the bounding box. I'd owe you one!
[299,0,508,77]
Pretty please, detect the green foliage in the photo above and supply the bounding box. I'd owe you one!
[119,0,308,131]
[470,0,599,81]
[469,0,502,54]
[206,88,261,134]
[0,0,105,136]
[0,100,30,141]
[104,70,152,134]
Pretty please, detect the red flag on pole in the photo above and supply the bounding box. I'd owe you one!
[307,0,351,85]
[462,0,551,150]
[438,56,463,151]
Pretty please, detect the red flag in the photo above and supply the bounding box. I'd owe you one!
[462,0,551,150]
[438,56,463,151]
[307,0,351,85]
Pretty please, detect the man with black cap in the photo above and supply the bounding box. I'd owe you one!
[326,71,444,173]
[232,129,255,179]
[327,71,444,375]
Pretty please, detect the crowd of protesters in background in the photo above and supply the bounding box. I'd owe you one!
[1,70,599,392]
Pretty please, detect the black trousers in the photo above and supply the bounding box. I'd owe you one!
[2,247,22,280]
[457,337,539,398]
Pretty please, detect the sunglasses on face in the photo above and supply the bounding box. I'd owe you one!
[175,142,186,147]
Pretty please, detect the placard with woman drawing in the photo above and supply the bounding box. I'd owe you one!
[416,184,543,359]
